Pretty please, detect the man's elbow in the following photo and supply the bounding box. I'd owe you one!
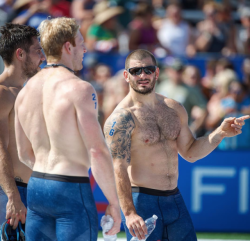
[180,152,198,163]
[89,147,110,161]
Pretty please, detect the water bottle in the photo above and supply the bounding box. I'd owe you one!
[130,215,158,241]
[101,215,117,241]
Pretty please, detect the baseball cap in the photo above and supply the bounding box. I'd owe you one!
[0,220,25,241]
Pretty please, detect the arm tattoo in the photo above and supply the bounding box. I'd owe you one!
[104,109,135,163]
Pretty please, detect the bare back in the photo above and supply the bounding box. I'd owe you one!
[16,68,92,176]
[105,93,182,190]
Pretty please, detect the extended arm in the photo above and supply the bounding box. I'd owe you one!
[177,102,250,162]
[15,97,35,169]
[74,82,120,235]
[0,87,26,228]
[104,109,147,239]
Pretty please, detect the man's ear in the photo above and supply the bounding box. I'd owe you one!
[64,41,72,54]
[156,67,160,80]
[16,48,25,61]
[124,70,129,83]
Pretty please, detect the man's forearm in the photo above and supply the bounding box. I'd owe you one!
[90,148,119,206]
[114,166,136,217]
[185,127,224,162]
[0,148,20,199]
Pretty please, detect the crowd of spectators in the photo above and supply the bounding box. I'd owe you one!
[0,0,250,149]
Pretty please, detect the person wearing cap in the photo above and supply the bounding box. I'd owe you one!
[237,7,250,55]
[86,0,123,53]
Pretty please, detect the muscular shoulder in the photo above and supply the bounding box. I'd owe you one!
[104,108,135,138]
[104,108,135,163]
[159,94,188,124]
[0,85,15,116]
[69,80,97,108]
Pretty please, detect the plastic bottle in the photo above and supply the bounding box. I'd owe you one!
[130,215,158,241]
[101,215,117,241]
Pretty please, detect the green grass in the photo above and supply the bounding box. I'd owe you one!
[196,233,250,240]
[98,231,250,239]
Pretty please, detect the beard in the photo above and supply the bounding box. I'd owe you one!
[129,75,157,95]
[22,54,40,79]
[73,49,83,71]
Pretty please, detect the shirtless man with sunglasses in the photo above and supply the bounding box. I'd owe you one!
[104,49,250,241]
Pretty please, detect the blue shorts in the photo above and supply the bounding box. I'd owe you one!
[26,171,98,241]
[0,181,27,225]
[121,187,197,241]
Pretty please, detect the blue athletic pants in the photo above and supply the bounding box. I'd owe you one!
[121,187,197,241]
[26,172,98,241]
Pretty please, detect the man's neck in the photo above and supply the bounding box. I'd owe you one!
[130,89,157,108]
[47,58,74,71]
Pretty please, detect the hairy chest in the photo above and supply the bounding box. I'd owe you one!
[133,106,181,145]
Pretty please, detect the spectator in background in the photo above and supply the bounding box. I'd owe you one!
[152,0,166,19]
[218,81,250,149]
[215,57,235,74]
[12,0,51,29]
[182,65,208,136]
[50,0,71,18]
[201,59,217,100]
[231,81,250,115]
[242,58,250,94]
[128,3,161,53]
[195,1,236,55]
[71,0,96,39]
[71,0,96,21]
[102,69,129,122]
[92,63,112,86]
[216,2,237,55]
[157,3,196,56]
[205,69,239,132]
[0,0,14,25]
[237,7,250,55]
[156,58,207,136]
[86,0,123,53]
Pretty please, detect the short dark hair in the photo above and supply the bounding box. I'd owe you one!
[125,49,157,69]
[0,23,39,65]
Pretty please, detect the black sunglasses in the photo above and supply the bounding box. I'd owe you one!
[126,66,157,76]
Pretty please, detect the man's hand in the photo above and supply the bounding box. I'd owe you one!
[219,115,250,137]
[126,213,148,240]
[104,204,121,236]
[6,197,27,229]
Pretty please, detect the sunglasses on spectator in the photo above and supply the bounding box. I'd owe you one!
[126,66,157,76]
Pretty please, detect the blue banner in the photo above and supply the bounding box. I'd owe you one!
[179,150,250,232]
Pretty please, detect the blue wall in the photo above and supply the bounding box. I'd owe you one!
[91,150,250,232]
